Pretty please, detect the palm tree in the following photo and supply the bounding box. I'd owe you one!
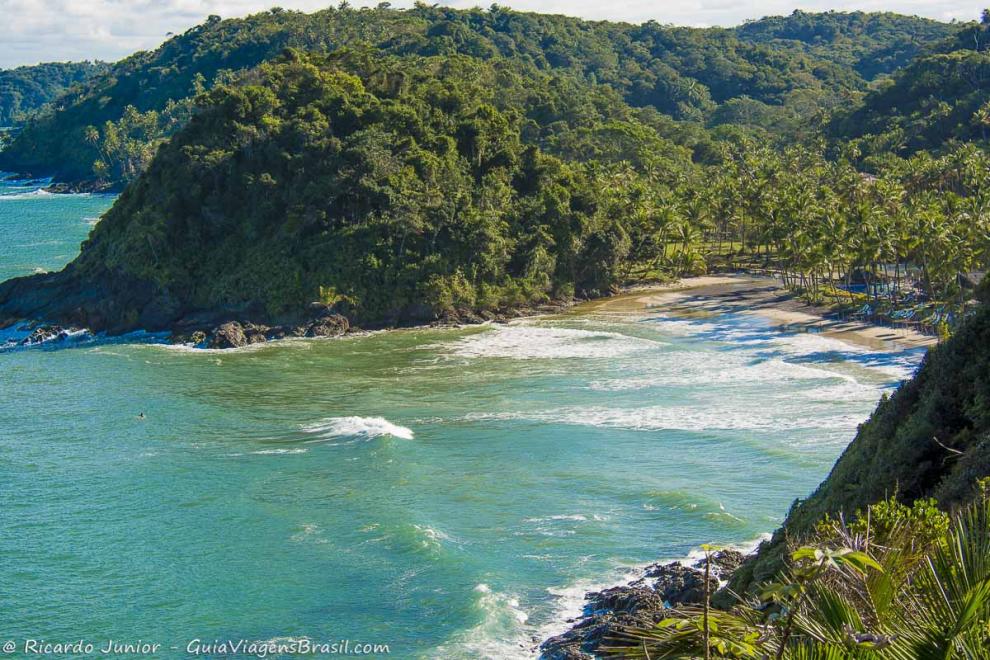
[606,492,990,658]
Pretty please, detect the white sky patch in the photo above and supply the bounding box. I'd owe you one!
[0,0,983,68]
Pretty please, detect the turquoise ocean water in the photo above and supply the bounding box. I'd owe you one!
[0,175,923,657]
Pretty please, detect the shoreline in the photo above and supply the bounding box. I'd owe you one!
[3,274,938,353]
[591,273,937,352]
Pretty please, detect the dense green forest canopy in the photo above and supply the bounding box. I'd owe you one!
[0,61,107,127]
[33,50,693,330]
[734,10,958,80]
[0,5,959,185]
[830,14,990,158]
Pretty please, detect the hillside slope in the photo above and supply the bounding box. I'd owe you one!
[0,61,107,127]
[0,51,691,334]
[727,283,990,597]
[0,5,940,185]
[734,10,958,80]
[830,18,990,156]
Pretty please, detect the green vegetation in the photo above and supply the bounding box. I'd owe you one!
[0,5,955,185]
[725,289,990,606]
[2,10,989,335]
[64,50,693,326]
[610,493,990,657]
[1,8,990,654]
[0,61,107,127]
[735,10,958,80]
[831,15,990,156]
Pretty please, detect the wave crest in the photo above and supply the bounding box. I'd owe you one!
[301,416,414,442]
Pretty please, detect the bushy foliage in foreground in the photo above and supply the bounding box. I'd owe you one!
[609,493,990,657]
[726,297,990,599]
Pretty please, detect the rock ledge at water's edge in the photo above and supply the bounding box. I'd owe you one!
[539,550,745,659]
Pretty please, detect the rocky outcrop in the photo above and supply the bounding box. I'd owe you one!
[44,180,116,194]
[305,314,349,337]
[539,550,745,659]
[194,314,351,349]
[17,323,86,346]
[208,321,248,349]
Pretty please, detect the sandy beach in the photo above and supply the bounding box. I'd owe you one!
[587,273,937,351]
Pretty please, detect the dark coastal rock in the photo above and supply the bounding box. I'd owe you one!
[264,325,289,340]
[20,324,71,345]
[305,314,349,337]
[209,321,247,349]
[701,549,745,577]
[540,549,752,659]
[640,561,718,607]
[44,180,115,194]
[540,609,668,659]
[587,586,665,614]
[243,323,269,344]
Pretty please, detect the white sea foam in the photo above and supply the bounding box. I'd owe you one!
[412,524,454,551]
[465,403,866,433]
[290,523,328,544]
[433,583,533,660]
[301,416,414,442]
[443,323,662,360]
[251,447,308,455]
[647,311,923,381]
[0,188,54,200]
[524,514,589,523]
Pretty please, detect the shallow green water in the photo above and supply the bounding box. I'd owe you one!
[0,176,923,657]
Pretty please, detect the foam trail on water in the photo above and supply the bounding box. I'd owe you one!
[443,323,663,360]
[0,189,55,200]
[302,416,414,442]
[433,583,532,660]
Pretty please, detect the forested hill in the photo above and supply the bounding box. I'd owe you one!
[0,61,108,127]
[0,5,955,186]
[0,51,693,332]
[830,15,990,158]
[734,10,957,80]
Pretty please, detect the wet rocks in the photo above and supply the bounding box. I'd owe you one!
[539,549,748,659]
[19,324,75,346]
[541,609,668,660]
[587,586,665,614]
[640,562,717,607]
[208,321,248,349]
[304,314,349,337]
[186,314,351,349]
[44,180,115,194]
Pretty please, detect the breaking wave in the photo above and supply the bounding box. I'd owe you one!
[443,323,662,360]
[301,416,414,442]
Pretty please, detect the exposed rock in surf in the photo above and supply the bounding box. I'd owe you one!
[243,322,269,344]
[19,324,74,346]
[541,608,668,660]
[636,562,718,607]
[305,314,349,338]
[44,180,115,194]
[209,321,247,349]
[539,549,748,659]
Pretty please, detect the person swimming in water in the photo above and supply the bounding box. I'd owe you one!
[137,412,145,420]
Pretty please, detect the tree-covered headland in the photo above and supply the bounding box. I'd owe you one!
[1,6,988,335]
